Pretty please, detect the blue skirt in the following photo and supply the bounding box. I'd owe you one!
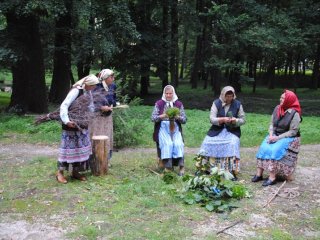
[158,121,184,159]
[256,136,294,160]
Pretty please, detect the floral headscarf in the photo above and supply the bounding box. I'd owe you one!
[72,74,99,88]
[219,86,236,107]
[161,85,178,108]
[277,89,302,117]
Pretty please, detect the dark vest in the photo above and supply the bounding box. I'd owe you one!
[62,89,84,131]
[272,106,300,137]
[207,99,241,138]
[152,99,183,142]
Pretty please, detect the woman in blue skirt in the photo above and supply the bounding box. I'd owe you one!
[252,90,302,186]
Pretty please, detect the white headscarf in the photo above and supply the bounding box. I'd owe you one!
[219,86,236,107]
[72,74,99,88]
[98,69,114,81]
[98,69,114,91]
[161,85,178,108]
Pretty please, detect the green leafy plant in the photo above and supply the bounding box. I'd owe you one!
[179,153,250,212]
[165,107,180,119]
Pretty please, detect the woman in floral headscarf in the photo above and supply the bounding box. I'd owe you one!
[151,85,187,175]
[199,86,246,180]
[89,69,117,168]
[252,90,302,187]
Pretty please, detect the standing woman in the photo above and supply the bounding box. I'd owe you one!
[151,85,187,175]
[89,69,117,167]
[56,74,99,183]
[252,90,302,186]
[199,86,246,180]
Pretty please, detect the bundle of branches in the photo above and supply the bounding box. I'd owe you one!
[35,89,107,130]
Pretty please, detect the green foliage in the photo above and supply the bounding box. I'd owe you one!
[179,153,250,212]
[162,171,178,184]
[165,107,180,119]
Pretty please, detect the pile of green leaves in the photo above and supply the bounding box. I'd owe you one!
[179,153,250,212]
[165,107,180,119]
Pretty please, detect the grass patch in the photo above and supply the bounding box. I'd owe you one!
[1,106,320,147]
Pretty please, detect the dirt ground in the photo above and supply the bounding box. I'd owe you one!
[0,143,320,239]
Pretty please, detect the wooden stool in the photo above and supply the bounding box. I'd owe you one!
[91,135,109,176]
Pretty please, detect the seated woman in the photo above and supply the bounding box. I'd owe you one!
[252,90,302,187]
[199,86,246,179]
[151,85,187,175]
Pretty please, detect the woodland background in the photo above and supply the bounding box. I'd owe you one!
[0,0,319,113]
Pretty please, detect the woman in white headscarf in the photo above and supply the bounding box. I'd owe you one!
[151,85,187,175]
[56,74,99,184]
[89,69,117,168]
[199,86,246,180]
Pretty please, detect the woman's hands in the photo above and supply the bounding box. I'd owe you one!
[219,117,237,125]
[101,105,113,112]
[268,135,279,143]
[159,113,168,120]
[66,121,77,128]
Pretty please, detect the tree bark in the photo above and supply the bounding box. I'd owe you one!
[7,12,47,113]
[170,0,179,87]
[159,0,169,89]
[311,43,320,90]
[49,0,73,103]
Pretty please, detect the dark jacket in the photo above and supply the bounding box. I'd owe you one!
[207,99,241,138]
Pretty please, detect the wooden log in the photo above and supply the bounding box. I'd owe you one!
[91,135,109,176]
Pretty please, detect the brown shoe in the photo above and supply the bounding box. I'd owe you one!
[72,171,87,181]
[56,171,68,184]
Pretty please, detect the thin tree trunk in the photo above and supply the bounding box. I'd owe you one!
[179,37,188,79]
[170,0,179,88]
[311,43,320,90]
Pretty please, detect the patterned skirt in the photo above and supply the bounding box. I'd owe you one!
[200,128,241,173]
[58,129,92,171]
[257,137,300,177]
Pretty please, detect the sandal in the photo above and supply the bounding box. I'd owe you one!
[72,171,87,181]
[56,171,68,184]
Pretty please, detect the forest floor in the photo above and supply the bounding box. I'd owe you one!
[0,143,320,239]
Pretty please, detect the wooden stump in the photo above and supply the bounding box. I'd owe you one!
[91,135,109,176]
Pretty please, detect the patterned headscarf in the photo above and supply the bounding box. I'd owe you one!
[72,74,99,88]
[161,85,178,108]
[277,89,302,117]
[219,86,236,107]
[98,69,114,81]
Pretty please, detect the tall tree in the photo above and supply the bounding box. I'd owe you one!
[2,2,48,113]
[49,0,73,103]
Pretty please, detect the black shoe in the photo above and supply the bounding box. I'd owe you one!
[231,176,238,181]
[251,175,263,182]
[262,179,276,187]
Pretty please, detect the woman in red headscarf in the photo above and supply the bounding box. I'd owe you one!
[251,90,302,186]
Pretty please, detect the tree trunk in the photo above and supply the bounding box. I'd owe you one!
[311,43,320,90]
[210,68,221,96]
[190,0,204,89]
[267,63,276,89]
[90,135,109,176]
[7,12,47,113]
[179,37,188,80]
[49,0,73,103]
[170,0,179,88]
[159,0,169,89]
[140,62,150,96]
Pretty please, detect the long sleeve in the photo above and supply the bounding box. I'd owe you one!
[60,88,79,124]
[151,104,161,123]
[177,104,187,124]
[276,112,301,139]
[209,103,245,127]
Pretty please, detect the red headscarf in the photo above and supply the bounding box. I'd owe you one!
[277,89,302,117]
